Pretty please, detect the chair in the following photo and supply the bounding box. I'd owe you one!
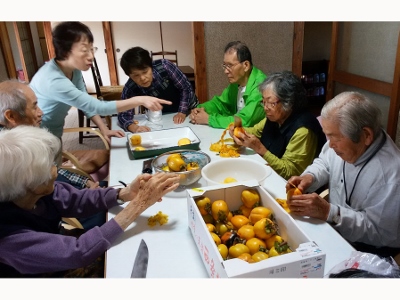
[61,127,110,183]
[150,50,178,65]
[78,57,124,143]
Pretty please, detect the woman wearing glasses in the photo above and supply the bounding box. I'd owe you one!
[229,71,326,180]
[30,22,171,147]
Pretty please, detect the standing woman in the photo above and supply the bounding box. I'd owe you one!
[30,22,171,146]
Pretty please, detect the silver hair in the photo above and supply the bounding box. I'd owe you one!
[0,79,27,125]
[0,126,61,202]
[321,91,382,143]
[258,71,307,112]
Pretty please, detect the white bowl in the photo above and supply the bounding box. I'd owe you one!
[201,158,272,186]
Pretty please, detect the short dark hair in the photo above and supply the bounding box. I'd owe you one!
[224,41,252,66]
[259,71,307,112]
[52,22,94,61]
[120,47,153,76]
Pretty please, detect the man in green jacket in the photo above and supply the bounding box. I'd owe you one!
[189,41,266,129]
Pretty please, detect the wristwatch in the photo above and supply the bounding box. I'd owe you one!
[116,188,124,205]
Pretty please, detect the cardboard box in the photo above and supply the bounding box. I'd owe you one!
[187,180,325,278]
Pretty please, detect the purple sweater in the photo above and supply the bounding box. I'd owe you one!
[0,182,124,275]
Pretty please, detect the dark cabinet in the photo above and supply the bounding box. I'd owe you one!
[301,60,329,116]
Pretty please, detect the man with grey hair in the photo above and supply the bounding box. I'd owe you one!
[0,79,97,189]
[189,41,266,128]
[287,91,400,258]
[0,80,103,230]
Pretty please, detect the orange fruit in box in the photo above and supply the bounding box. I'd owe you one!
[130,134,141,146]
[178,137,191,146]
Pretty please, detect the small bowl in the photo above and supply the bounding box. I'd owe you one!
[201,158,271,186]
[152,149,211,186]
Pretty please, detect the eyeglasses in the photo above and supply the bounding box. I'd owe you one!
[260,99,280,109]
[221,61,241,71]
[80,47,98,56]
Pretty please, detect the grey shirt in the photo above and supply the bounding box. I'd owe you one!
[303,130,400,248]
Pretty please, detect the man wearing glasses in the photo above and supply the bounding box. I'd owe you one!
[229,71,326,180]
[189,41,266,128]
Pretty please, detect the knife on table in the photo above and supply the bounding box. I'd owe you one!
[131,239,149,278]
[142,158,154,174]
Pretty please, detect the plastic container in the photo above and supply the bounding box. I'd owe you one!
[146,109,163,130]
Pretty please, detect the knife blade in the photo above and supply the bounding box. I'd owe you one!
[131,239,149,278]
[234,115,242,128]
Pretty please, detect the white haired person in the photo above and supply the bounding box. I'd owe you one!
[0,126,179,277]
[287,91,400,259]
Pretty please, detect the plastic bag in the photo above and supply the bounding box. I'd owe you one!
[325,250,400,278]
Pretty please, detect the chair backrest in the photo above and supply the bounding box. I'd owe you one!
[150,50,178,65]
[62,127,110,182]
[91,57,103,99]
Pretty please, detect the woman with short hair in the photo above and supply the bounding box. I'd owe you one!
[230,70,326,180]
[0,126,179,277]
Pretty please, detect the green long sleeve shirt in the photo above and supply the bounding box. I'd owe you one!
[245,118,319,180]
[198,66,266,128]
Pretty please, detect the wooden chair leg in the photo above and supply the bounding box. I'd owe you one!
[78,109,84,144]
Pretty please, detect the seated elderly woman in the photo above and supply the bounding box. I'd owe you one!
[229,71,326,180]
[0,126,180,277]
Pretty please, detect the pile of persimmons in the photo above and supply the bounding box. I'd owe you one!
[196,188,293,263]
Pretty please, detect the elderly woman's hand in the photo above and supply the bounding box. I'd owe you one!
[233,131,267,156]
[118,172,179,203]
[114,172,180,230]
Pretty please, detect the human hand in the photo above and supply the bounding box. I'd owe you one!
[286,174,313,194]
[86,180,100,189]
[173,112,186,124]
[141,96,172,111]
[101,128,125,144]
[114,172,180,230]
[118,172,180,203]
[135,172,180,203]
[232,131,266,155]
[190,108,209,125]
[286,192,330,220]
[135,125,151,133]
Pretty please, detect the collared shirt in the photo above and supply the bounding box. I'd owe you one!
[118,59,198,131]
[197,66,267,129]
[303,130,400,248]
[57,168,88,188]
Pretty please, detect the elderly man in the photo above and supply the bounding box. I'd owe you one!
[0,80,98,189]
[287,91,400,258]
[189,41,266,128]
[0,80,104,230]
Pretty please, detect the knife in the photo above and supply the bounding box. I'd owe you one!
[142,158,154,174]
[234,115,242,128]
[131,239,149,278]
